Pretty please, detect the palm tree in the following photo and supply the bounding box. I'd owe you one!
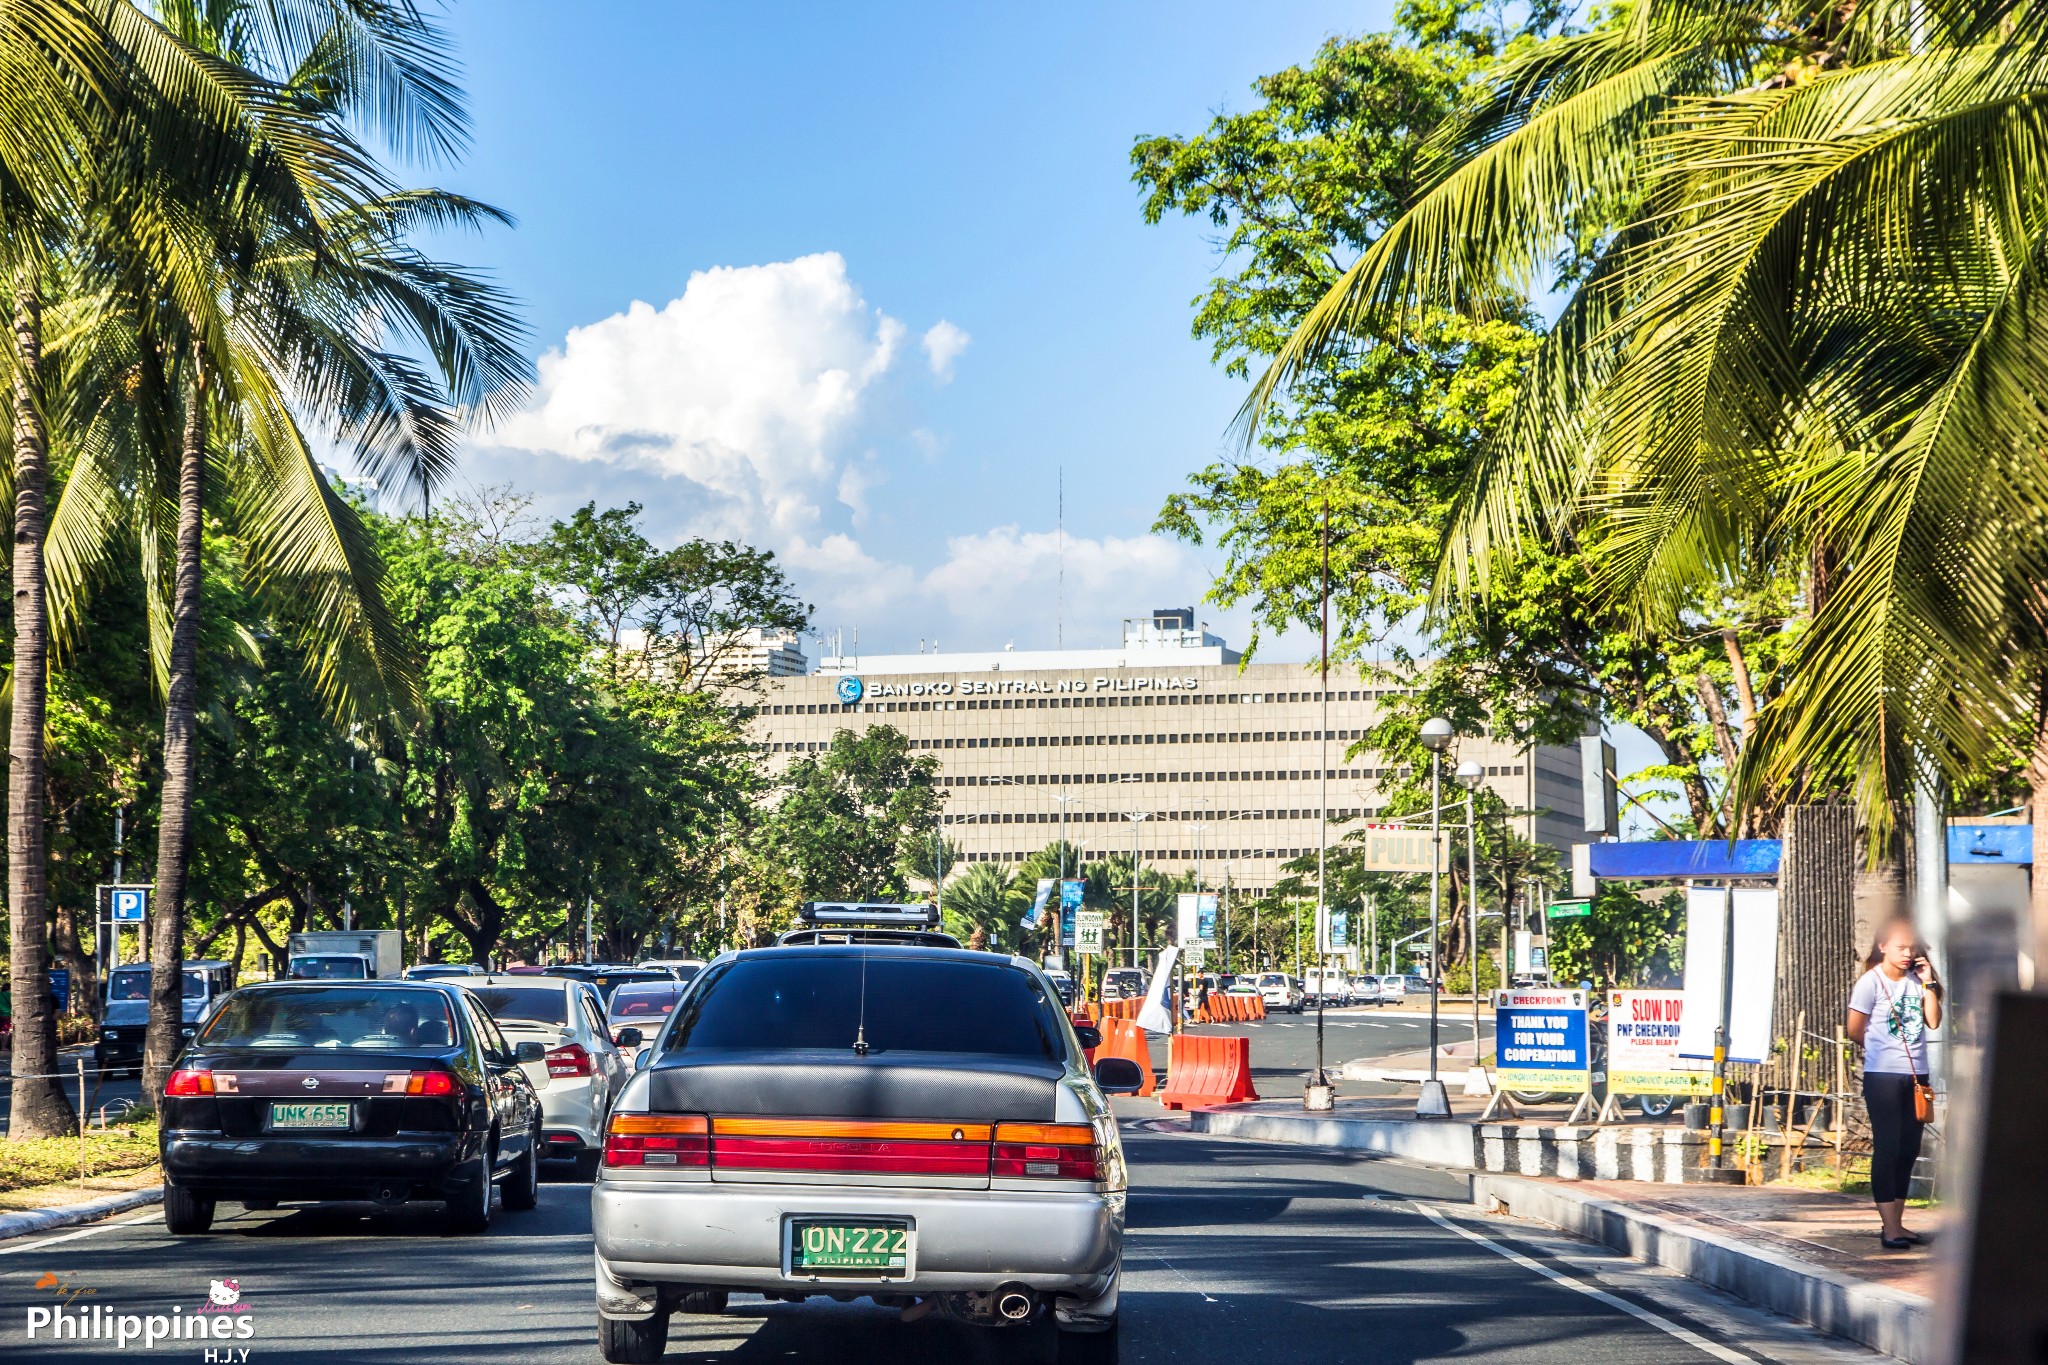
[98,2,527,1099]
[1252,1,2048,839]
[942,862,1019,952]
[1,0,369,1138]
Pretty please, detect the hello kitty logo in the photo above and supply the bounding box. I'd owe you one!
[198,1278,248,1313]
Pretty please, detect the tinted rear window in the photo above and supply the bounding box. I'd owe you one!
[466,986,567,1025]
[108,970,206,1000]
[199,988,458,1050]
[664,957,1063,1061]
[611,984,683,1017]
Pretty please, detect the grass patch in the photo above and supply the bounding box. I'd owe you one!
[0,1121,159,1195]
[1771,1159,1937,1207]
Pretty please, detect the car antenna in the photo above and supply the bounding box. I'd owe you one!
[853,942,870,1057]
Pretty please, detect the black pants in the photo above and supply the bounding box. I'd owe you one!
[1864,1072,1926,1204]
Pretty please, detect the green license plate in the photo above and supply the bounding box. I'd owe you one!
[268,1101,353,1131]
[789,1221,910,1275]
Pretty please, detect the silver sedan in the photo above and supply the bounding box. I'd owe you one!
[590,944,1142,1364]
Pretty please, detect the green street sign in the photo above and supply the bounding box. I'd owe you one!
[1547,899,1593,920]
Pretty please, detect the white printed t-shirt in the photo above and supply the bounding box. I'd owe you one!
[1849,967,1933,1076]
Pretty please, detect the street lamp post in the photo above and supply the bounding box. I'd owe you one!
[1124,811,1150,970]
[1456,760,1492,1097]
[1417,717,1454,1119]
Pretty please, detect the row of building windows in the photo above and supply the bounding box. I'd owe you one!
[944,806,1390,826]
[958,847,1303,870]
[765,688,1409,718]
[767,728,1392,754]
[935,765,1524,786]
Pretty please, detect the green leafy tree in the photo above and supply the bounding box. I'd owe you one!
[942,863,1020,953]
[767,726,943,904]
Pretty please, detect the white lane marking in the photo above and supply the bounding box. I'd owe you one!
[1411,1203,1753,1365]
[0,1211,160,1256]
[1141,1247,1222,1304]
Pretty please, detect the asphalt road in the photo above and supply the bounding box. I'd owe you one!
[0,1118,1872,1364]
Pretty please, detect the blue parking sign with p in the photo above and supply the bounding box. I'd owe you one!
[111,887,147,921]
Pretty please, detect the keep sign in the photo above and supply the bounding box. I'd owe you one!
[1493,987,1591,1092]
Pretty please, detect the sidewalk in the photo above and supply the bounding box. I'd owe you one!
[1473,1173,1937,1361]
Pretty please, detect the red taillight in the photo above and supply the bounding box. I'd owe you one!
[992,1122,1101,1180]
[164,1069,214,1097]
[604,1113,709,1168]
[381,1071,458,1096]
[544,1043,594,1078]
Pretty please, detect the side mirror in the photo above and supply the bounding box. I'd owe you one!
[634,1049,651,1072]
[1093,1057,1145,1095]
[1072,1025,1102,1050]
[514,1041,546,1064]
[613,1027,643,1049]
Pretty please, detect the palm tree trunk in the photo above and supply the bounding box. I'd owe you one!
[143,369,206,1100]
[8,281,75,1139]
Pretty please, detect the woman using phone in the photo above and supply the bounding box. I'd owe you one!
[1846,918,1943,1249]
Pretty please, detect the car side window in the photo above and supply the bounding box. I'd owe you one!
[463,998,510,1064]
[582,997,609,1046]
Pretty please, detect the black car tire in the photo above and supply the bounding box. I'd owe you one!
[1637,1094,1680,1119]
[574,1149,602,1182]
[503,1127,540,1211]
[443,1154,494,1235]
[1056,1319,1119,1365]
[598,1311,670,1363]
[163,1183,215,1235]
[677,1291,727,1315]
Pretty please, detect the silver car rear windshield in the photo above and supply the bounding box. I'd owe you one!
[664,958,1064,1061]
[467,986,568,1026]
[199,989,458,1050]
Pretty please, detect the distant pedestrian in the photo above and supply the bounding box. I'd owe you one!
[1846,918,1943,1249]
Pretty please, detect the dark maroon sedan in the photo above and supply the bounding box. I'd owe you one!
[158,980,542,1235]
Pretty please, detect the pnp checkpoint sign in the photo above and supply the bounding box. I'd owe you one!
[1492,987,1591,1093]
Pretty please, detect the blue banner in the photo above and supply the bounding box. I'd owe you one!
[1059,879,1083,946]
[1493,988,1591,1091]
[1020,878,1056,930]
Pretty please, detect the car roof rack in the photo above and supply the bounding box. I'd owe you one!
[777,926,964,948]
[797,901,941,928]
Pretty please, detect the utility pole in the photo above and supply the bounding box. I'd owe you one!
[1307,498,1334,1109]
[1457,761,1489,1096]
[1418,717,1454,1118]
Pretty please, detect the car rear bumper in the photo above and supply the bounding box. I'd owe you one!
[162,1131,478,1198]
[534,1077,606,1153]
[592,1178,1123,1310]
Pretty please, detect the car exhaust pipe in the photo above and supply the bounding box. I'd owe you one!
[995,1286,1035,1322]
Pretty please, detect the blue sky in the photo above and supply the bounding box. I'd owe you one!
[421,0,1387,662]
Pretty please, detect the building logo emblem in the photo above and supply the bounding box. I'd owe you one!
[836,676,864,704]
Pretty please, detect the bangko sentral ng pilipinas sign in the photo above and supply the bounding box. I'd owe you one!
[1355,824,1449,875]
[848,674,1202,700]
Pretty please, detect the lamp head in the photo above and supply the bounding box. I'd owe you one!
[1419,717,1454,753]
[1455,759,1485,790]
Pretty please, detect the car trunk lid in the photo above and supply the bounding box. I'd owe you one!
[647,1051,1064,1189]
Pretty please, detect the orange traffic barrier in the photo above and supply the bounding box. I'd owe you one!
[1157,1033,1260,1110]
[1100,998,1142,1021]
[1095,1016,1156,1096]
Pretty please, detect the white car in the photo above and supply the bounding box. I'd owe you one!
[462,975,631,1178]
[1256,972,1304,1014]
[637,959,707,986]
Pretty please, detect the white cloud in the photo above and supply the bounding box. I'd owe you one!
[484,252,901,542]
[920,320,970,383]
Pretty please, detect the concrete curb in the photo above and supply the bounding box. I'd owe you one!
[1471,1173,1931,1363]
[0,1186,163,1243]
[1190,1106,1479,1169]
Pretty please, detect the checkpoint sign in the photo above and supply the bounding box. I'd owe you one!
[109,886,149,922]
[1493,986,1591,1092]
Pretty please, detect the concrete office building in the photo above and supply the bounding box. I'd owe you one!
[749,609,1586,892]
